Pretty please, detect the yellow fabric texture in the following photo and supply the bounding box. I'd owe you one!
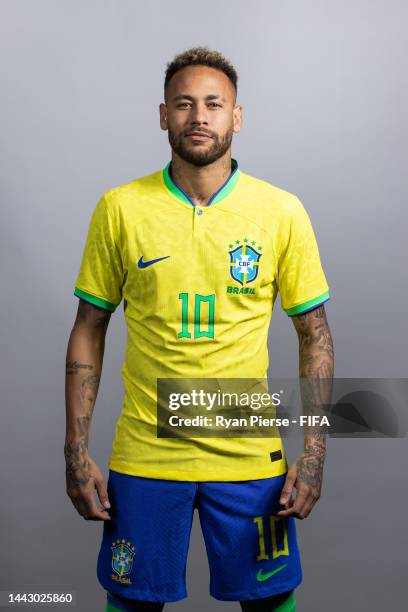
[74,165,329,481]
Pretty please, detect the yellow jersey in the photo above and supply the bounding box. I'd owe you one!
[74,159,330,480]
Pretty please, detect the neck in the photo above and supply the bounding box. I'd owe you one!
[170,151,233,206]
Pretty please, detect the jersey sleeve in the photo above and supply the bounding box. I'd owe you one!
[277,198,330,316]
[73,193,124,312]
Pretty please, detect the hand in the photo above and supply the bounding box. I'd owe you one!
[277,449,325,520]
[65,442,111,521]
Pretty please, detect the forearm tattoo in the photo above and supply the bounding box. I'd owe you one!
[79,374,100,412]
[65,300,108,489]
[65,361,94,375]
[64,407,96,489]
[295,305,334,379]
[65,371,101,488]
[64,409,95,490]
[292,305,334,475]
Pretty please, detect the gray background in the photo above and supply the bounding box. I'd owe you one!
[1,0,407,610]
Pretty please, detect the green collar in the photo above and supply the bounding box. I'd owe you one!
[162,158,240,207]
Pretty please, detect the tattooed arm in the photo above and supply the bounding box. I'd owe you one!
[278,304,334,520]
[64,299,112,521]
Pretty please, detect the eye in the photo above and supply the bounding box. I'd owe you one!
[177,102,191,109]
[208,102,222,108]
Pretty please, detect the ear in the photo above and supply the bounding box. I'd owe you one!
[159,102,168,131]
[233,104,243,134]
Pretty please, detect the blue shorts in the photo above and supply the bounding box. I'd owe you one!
[97,470,302,602]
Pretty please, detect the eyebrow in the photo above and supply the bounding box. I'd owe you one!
[172,94,227,102]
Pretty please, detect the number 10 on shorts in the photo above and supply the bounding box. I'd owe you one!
[254,515,289,560]
[178,293,215,339]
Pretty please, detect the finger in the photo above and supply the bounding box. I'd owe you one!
[292,491,309,519]
[94,476,111,510]
[97,502,112,515]
[85,494,111,520]
[282,497,295,511]
[84,505,111,521]
[68,486,110,521]
[297,502,312,520]
[277,506,296,517]
[92,508,111,521]
[298,493,319,520]
[277,494,302,517]
[80,491,111,521]
[278,489,308,518]
[279,471,296,505]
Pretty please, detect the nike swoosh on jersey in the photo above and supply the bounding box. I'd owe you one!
[137,255,171,269]
[256,564,287,582]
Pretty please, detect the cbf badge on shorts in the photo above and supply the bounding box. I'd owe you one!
[111,538,136,585]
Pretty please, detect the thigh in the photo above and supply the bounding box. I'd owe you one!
[97,470,196,603]
[198,475,302,601]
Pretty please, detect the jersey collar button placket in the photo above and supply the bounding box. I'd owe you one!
[193,205,205,233]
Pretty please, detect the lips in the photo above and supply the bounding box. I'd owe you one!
[185,132,213,140]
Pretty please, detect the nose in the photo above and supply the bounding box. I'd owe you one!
[189,102,208,125]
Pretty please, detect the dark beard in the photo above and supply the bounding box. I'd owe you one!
[167,126,234,167]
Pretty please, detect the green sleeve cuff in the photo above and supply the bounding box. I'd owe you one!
[74,287,117,312]
[285,290,330,316]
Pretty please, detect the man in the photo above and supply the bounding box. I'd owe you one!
[65,47,333,612]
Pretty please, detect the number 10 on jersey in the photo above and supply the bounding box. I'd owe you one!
[178,293,215,339]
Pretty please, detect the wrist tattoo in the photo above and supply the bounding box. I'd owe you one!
[64,439,90,487]
[296,450,324,494]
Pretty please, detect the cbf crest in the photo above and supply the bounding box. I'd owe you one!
[111,538,136,579]
[229,239,263,286]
